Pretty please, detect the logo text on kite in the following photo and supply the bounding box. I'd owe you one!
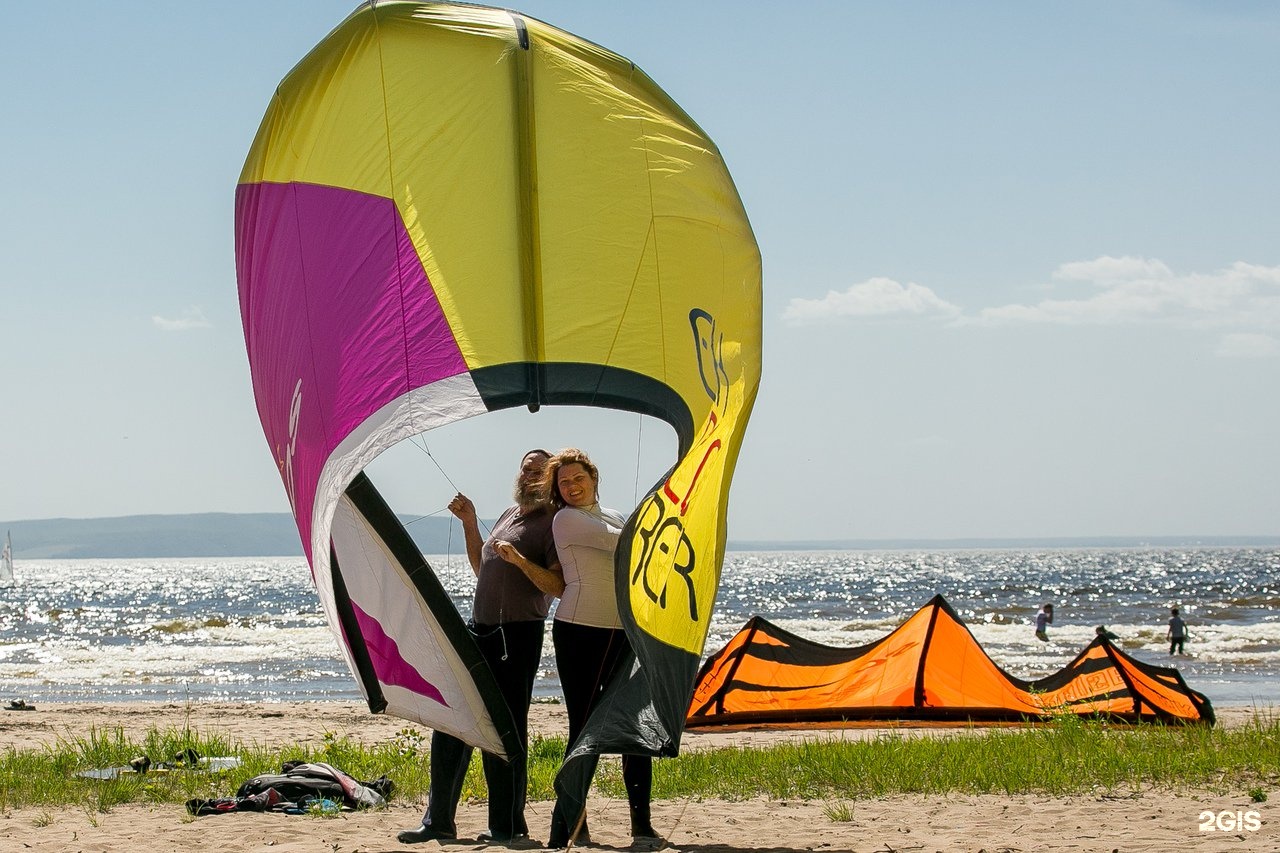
[630,308,731,624]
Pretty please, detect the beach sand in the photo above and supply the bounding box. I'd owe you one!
[0,701,1274,852]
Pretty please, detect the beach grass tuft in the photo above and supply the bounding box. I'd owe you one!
[821,800,855,822]
[1,714,1277,813]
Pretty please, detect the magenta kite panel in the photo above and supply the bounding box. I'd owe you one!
[351,602,448,707]
[234,182,468,559]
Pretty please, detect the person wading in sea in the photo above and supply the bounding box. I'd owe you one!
[1167,606,1189,655]
[1034,603,1054,642]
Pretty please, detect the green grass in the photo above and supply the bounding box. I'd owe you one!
[634,714,1280,801]
[2,715,1278,813]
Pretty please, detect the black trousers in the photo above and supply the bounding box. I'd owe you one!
[421,618,544,837]
[549,619,652,841]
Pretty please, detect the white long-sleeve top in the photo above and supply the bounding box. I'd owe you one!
[552,503,627,629]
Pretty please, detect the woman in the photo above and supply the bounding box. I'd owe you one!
[541,448,660,848]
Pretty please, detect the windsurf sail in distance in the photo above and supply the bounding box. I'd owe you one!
[0,531,12,585]
[234,0,761,768]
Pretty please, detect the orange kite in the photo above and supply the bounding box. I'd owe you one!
[687,594,1213,727]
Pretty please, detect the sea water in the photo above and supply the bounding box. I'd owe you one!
[0,548,1276,707]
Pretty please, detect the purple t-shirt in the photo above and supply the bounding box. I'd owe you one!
[471,504,558,625]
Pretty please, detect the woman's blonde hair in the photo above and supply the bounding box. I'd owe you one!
[541,447,600,509]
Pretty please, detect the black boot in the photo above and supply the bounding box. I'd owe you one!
[630,803,662,848]
[548,811,589,848]
[397,823,456,844]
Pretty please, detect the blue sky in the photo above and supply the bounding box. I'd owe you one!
[2,1,1277,541]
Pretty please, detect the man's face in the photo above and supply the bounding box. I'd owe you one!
[514,453,548,503]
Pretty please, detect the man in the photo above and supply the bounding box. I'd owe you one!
[399,449,562,844]
[1034,603,1053,642]
[1168,606,1188,655]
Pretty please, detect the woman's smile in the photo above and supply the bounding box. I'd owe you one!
[557,462,597,508]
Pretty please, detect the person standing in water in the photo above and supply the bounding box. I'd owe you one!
[1034,603,1054,642]
[1168,606,1189,655]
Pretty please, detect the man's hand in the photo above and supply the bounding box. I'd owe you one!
[447,493,477,524]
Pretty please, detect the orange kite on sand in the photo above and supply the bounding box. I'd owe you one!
[687,594,1214,728]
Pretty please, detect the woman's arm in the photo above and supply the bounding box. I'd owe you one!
[553,507,622,552]
[493,540,566,597]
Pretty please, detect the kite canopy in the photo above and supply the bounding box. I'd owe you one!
[688,595,1214,727]
[235,1,761,766]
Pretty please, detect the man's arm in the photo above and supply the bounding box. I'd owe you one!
[493,541,565,598]
[447,494,485,577]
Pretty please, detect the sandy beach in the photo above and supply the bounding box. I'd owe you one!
[0,701,1274,852]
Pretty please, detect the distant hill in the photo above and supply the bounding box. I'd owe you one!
[0,513,465,559]
[1,513,1276,559]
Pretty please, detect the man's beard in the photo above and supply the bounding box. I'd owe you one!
[514,477,545,506]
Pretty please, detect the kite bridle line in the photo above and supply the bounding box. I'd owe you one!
[395,433,496,588]
[405,433,496,540]
[632,412,645,507]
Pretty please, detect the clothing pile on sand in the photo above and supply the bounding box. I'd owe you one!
[185,762,392,816]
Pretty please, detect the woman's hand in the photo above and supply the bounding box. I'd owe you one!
[493,539,563,596]
[493,539,524,566]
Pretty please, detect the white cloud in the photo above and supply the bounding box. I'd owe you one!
[973,259,1280,329]
[782,277,960,325]
[1215,333,1280,359]
[781,259,1280,344]
[1052,255,1173,283]
[152,307,212,331]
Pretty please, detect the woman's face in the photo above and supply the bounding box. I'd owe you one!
[556,462,597,508]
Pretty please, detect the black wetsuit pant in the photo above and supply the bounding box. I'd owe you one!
[421,618,544,837]
[548,620,652,843]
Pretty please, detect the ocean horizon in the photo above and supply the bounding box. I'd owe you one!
[3,510,1279,559]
